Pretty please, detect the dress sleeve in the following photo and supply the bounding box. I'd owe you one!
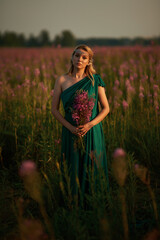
[97,74,106,87]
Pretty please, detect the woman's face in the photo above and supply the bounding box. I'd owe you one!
[72,49,90,70]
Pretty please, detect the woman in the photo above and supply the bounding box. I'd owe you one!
[52,44,110,206]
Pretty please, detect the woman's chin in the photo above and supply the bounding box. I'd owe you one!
[74,65,85,70]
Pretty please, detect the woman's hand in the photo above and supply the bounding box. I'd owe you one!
[77,122,93,137]
[69,125,81,136]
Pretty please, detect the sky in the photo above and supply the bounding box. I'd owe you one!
[0,0,160,40]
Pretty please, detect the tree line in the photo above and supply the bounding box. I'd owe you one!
[0,29,159,47]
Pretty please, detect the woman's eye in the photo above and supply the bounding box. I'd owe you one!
[75,54,87,60]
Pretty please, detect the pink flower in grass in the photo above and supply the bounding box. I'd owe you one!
[119,70,124,77]
[153,85,159,92]
[20,114,25,119]
[114,101,120,109]
[154,92,158,98]
[129,76,134,81]
[17,84,21,89]
[134,164,150,185]
[125,79,130,88]
[32,81,36,86]
[114,79,120,86]
[25,79,30,84]
[19,160,37,177]
[112,148,127,186]
[50,89,54,96]
[35,68,40,77]
[113,148,126,159]
[139,85,144,92]
[55,138,61,144]
[127,85,135,94]
[25,66,30,74]
[122,100,129,111]
[139,92,144,99]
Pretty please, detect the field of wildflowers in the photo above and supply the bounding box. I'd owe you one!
[0,46,160,240]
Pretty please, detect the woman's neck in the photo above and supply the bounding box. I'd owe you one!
[70,69,86,79]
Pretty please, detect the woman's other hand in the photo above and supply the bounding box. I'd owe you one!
[69,125,81,136]
[77,122,93,137]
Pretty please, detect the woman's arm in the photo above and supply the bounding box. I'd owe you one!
[90,86,110,127]
[77,86,110,136]
[51,76,80,136]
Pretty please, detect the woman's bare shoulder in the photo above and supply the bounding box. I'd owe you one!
[56,73,69,82]
[54,74,69,92]
[54,74,65,86]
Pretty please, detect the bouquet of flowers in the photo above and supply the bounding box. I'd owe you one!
[70,89,95,153]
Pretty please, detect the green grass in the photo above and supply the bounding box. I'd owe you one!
[0,46,160,239]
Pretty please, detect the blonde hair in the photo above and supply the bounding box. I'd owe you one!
[65,44,96,86]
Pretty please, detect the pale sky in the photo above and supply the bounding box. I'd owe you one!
[0,0,160,40]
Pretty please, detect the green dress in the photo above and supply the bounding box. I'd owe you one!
[60,73,109,202]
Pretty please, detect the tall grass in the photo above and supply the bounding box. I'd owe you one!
[0,46,160,239]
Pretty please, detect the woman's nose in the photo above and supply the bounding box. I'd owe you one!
[78,56,82,61]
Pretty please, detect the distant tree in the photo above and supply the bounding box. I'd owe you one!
[61,30,76,47]
[0,32,4,46]
[0,29,160,47]
[17,33,26,46]
[38,30,51,46]
[26,34,39,47]
[2,31,19,46]
[155,36,160,45]
[132,37,144,46]
[53,34,62,47]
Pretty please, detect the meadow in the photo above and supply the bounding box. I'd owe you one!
[0,46,160,240]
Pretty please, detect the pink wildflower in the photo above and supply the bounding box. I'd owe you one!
[32,81,36,86]
[113,148,126,159]
[20,114,25,119]
[41,64,46,70]
[50,89,54,96]
[25,79,30,84]
[129,76,134,81]
[153,84,159,91]
[115,79,120,86]
[150,77,154,83]
[25,66,30,73]
[36,108,41,113]
[114,101,120,109]
[127,85,135,94]
[112,148,127,187]
[122,100,129,111]
[71,90,95,152]
[133,73,137,79]
[134,164,150,185]
[35,68,40,77]
[17,84,21,89]
[119,70,124,77]
[71,90,95,125]
[55,138,61,144]
[139,92,144,99]
[139,85,144,92]
[19,160,37,177]
[125,79,130,88]
[113,86,117,92]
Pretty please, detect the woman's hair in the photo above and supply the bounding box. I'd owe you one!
[65,44,96,86]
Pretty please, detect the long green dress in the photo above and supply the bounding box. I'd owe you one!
[60,73,109,203]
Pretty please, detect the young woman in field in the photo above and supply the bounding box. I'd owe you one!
[51,44,110,206]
